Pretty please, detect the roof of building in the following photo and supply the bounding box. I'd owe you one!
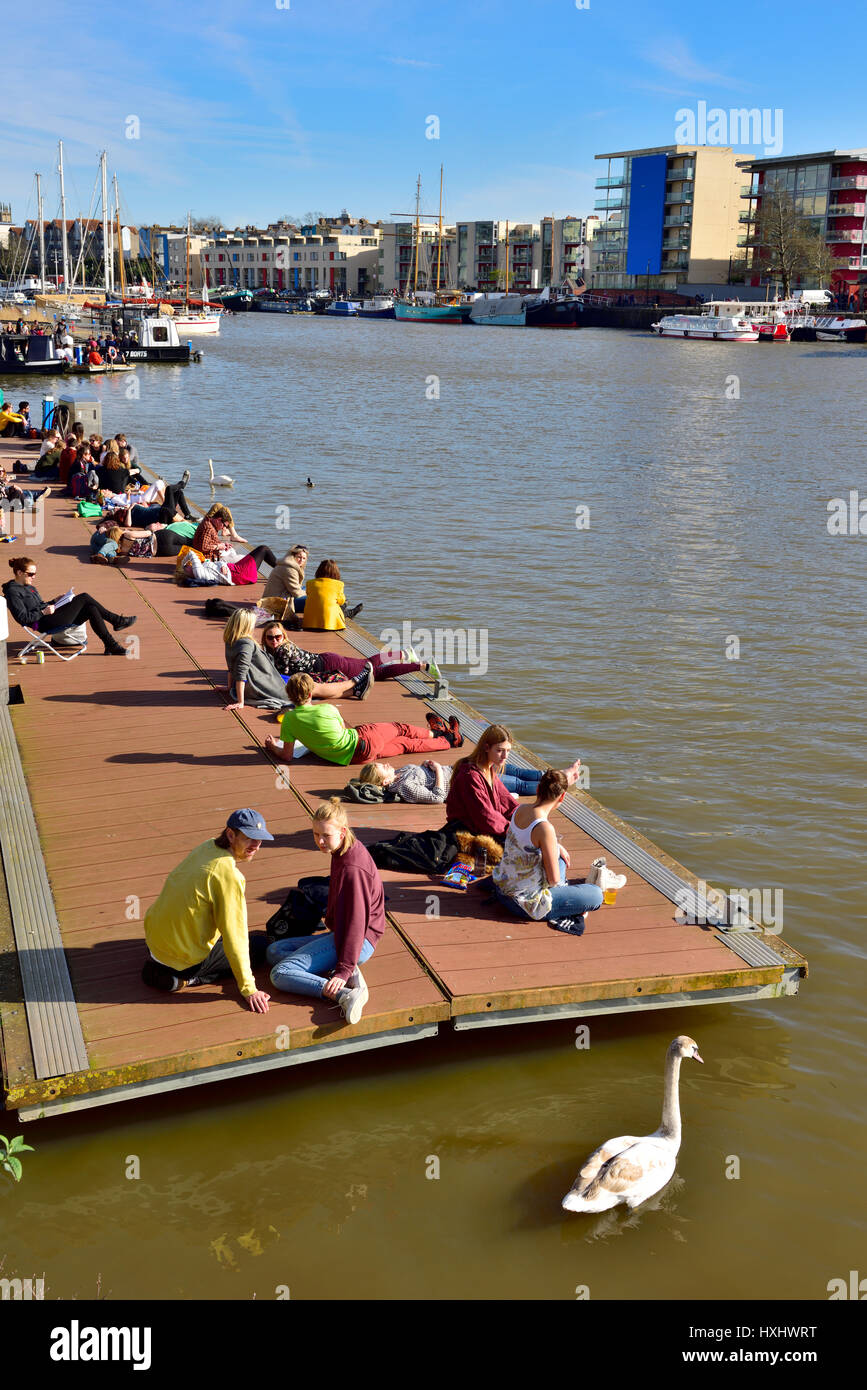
[737,148,867,169]
[595,144,733,159]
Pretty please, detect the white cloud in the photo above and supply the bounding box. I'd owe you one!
[642,37,747,92]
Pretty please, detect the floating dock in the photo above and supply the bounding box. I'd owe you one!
[0,449,808,1120]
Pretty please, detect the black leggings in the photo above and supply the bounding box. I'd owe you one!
[40,593,121,649]
[157,483,193,524]
[155,528,188,556]
[246,544,277,570]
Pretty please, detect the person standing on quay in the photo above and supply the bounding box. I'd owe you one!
[141,808,273,1012]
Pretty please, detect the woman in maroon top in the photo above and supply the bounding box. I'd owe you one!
[266,799,386,1025]
[444,724,521,841]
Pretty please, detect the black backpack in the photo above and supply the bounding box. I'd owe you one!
[265,876,331,941]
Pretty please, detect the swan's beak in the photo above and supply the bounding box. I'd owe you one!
[693,1050,704,1064]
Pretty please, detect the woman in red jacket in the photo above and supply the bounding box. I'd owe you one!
[444,723,582,840]
[266,799,386,1025]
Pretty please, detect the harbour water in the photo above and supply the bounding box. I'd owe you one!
[1,317,864,1299]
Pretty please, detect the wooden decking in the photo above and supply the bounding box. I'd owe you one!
[0,451,808,1119]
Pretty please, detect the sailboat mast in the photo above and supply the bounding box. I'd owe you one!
[550,213,556,288]
[412,174,421,296]
[114,174,125,299]
[436,163,444,293]
[186,213,191,306]
[505,220,509,293]
[100,152,110,292]
[36,173,46,291]
[151,223,157,290]
[57,141,70,291]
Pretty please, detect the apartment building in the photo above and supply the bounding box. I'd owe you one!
[738,148,867,292]
[591,144,742,289]
[203,224,381,294]
[378,222,456,292]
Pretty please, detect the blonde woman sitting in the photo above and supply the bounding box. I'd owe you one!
[266,799,386,1025]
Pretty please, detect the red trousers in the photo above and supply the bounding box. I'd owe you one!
[351,722,450,763]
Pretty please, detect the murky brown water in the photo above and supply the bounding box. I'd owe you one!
[2,318,864,1299]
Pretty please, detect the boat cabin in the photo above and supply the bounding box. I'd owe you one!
[0,332,63,372]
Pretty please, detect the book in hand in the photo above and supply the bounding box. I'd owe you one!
[53,588,75,609]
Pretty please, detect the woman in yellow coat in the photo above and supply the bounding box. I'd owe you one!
[302,559,362,631]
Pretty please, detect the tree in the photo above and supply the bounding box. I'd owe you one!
[748,190,840,295]
[800,227,841,289]
[189,215,223,233]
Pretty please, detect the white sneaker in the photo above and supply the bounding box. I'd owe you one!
[338,981,366,1025]
[348,967,369,1009]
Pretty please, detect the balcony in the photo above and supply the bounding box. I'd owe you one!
[827,204,865,218]
[846,256,867,268]
[829,229,864,243]
[665,191,694,206]
[662,237,690,251]
[738,211,753,223]
[663,214,692,227]
[831,175,867,190]
[741,184,758,196]
[662,255,689,271]
[666,165,695,181]
[595,176,626,189]
[594,196,624,211]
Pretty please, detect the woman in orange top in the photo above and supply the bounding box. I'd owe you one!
[302,559,362,631]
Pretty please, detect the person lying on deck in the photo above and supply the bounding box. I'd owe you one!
[266,798,384,1025]
[260,620,440,690]
[491,768,604,932]
[3,554,137,655]
[141,807,272,1013]
[357,757,570,805]
[444,724,582,842]
[0,468,51,512]
[264,672,463,765]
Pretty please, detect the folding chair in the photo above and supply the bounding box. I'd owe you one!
[18,625,88,662]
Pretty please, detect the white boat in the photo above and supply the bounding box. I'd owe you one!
[812,315,867,343]
[651,311,759,341]
[171,309,221,335]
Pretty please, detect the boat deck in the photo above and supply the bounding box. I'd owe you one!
[0,448,807,1120]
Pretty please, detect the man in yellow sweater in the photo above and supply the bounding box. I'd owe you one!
[142,808,273,1013]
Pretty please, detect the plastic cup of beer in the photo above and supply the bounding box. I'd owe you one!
[603,886,618,905]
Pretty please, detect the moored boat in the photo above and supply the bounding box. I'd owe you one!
[357,295,396,319]
[470,293,526,326]
[395,294,473,323]
[0,332,67,373]
[651,312,759,341]
[324,299,361,317]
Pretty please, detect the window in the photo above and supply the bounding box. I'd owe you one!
[232,253,238,261]
[218,253,224,262]
[309,252,318,261]
[330,252,334,260]
[248,253,255,261]
[293,252,300,261]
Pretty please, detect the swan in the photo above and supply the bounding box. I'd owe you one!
[208,458,234,488]
[562,1035,703,1213]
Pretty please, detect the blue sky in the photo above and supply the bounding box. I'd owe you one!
[4,0,866,230]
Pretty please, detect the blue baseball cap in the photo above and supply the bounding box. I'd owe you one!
[226,808,274,841]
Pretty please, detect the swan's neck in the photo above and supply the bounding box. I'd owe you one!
[659,1051,682,1140]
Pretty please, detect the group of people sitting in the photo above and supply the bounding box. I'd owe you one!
[0,400,37,438]
[139,725,603,1027]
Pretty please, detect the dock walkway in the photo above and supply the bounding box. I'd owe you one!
[0,454,807,1120]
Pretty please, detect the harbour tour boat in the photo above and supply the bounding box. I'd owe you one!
[651,311,759,341]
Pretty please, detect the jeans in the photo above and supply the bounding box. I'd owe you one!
[294,594,306,613]
[500,764,543,796]
[495,859,604,923]
[267,930,375,996]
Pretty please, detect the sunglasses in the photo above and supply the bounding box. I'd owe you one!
[264,633,284,643]
[25,570,37,577]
